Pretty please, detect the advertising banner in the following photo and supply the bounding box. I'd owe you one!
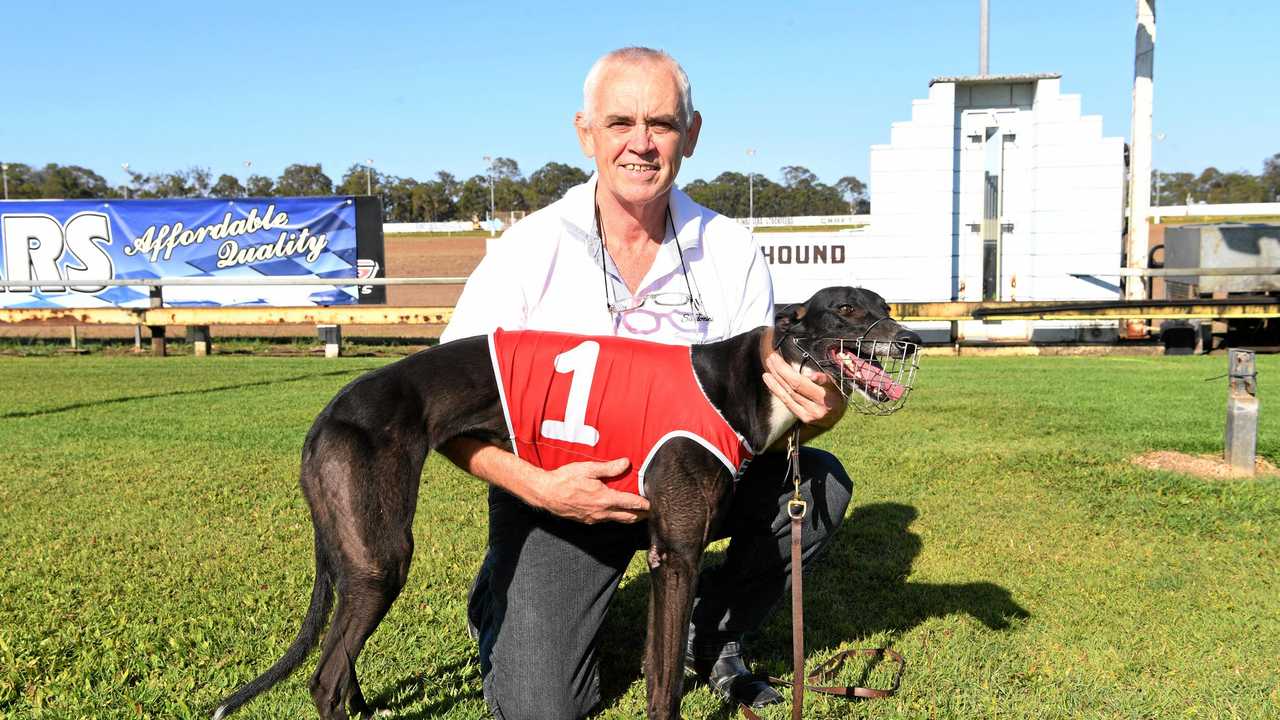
[0,196,383,308]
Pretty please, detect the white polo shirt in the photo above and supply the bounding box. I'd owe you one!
[441,175,774,345]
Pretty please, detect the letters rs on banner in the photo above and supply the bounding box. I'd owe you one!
[0,196,386,308]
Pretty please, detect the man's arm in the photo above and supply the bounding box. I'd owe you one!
[440,437,650,524]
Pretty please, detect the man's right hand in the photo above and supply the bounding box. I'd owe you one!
[530,458,649,524]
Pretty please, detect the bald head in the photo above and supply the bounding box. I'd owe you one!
[581,47,694,129]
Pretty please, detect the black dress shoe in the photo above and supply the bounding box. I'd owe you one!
[686,642,783,709]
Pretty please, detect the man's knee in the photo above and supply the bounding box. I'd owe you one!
[801,447,853,531]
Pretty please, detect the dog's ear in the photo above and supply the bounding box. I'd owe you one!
[775,303,807,333]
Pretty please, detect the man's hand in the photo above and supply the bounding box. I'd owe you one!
[761,350,846,429]
[529,458,650,524]
[440,438,648,524]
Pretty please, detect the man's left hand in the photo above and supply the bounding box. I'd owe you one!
[762,351,846,428]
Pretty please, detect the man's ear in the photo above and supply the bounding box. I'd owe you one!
[575,112,595,158]
[774,303,807,333]
[682,110,702,158]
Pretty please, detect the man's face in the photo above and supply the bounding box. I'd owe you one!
[575,60,702,212]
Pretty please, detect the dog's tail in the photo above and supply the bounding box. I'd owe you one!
[210,531,334,719]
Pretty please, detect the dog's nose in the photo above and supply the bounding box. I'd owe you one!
[895,329,923,347]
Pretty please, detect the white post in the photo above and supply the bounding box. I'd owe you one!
[979,0,990,75]
[1,162,8,200]
[1225,349,1258,475]
[366,159,374,196]
[121,162,130,199]
[746,148,756,228]
[243,160,252,196]
[1124,0,1157,322]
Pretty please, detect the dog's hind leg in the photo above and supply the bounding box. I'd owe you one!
[641,440,734,720]
[302,423,424,720]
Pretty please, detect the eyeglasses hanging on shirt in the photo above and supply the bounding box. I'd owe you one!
[595,205,712,325]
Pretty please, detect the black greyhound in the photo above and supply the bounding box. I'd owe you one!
[212,286,921,720]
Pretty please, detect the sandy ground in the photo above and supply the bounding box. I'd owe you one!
[0,235,488,342]
[1130,450,1279,479]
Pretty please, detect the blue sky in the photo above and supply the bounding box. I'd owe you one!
[7,1,1277,189]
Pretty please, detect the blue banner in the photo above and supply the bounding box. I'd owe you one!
[0,197,366,308]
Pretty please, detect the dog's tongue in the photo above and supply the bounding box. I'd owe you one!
[838,352,905,400]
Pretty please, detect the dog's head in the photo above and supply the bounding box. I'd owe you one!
[774,286,922,414]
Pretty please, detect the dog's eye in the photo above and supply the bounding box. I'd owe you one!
[837,304,865,317]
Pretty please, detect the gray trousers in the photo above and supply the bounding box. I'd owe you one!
[468,447,853,720]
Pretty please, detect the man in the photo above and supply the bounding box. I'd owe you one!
[440,47,852,719]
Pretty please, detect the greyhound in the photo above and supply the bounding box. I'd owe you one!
[211,285,920,720]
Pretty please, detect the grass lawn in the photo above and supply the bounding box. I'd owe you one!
[1,353,1277,719]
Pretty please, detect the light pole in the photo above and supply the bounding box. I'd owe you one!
[365,159,374,196]
[1153,132,1166,207]
[483,155,495,237]
[2,163,8,200]
[746,148,756,227]
[243,160,252,196]
[121,162,130,199]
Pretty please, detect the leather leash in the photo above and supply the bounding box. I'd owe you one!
[739,427,904,719]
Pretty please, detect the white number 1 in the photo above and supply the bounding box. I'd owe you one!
[539,341,601,446]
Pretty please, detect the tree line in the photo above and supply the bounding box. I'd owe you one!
[2,152,1276,222]
[1153,153,1280,205]
[0,158,866,222]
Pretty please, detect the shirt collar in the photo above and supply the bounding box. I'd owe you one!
[560,174,705,267]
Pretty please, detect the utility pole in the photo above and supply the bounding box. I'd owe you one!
[121,162,130,199]
[483,155,495,237]
[1,163,8,200]
[979,0,990,75]
[366,159,374,196]
[243,160,252,196]
[1124,0,1157,339]
[746,148,756,227]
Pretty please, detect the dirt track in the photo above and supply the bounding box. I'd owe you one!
[0,235,489,342]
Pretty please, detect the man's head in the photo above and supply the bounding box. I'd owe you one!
[575,47,702,213]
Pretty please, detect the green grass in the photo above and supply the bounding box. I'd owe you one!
[1,354,1278,719]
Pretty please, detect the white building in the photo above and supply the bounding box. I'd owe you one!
[766,73,1126,343]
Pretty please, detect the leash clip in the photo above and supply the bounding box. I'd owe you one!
[787,498,808,520]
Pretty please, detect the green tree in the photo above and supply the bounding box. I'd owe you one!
[245,174,275,196]
[458,174,491,221]
[1260,153,1279,201]
[337,163,386,197]
[38,164,111,199]
[210,174,246,198]
[527,162,589,208]
[835,175,868,213]
[275,163,334,196]
[139,167,211,198]
[781,165,818,188]
[488,157,522,180]
[0,162,41,199]
[411,178,457,221]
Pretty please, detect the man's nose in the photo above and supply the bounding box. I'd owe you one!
[626,123,657,153]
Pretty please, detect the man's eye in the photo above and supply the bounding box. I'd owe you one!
[652,122,674,133]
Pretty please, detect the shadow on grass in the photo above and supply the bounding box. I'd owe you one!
[0,368,368,419]
[593,501,1029,716]
[365,659,484,720]
[381,502,1029,718]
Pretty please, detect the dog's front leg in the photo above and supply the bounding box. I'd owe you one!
[642,441,733,720]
